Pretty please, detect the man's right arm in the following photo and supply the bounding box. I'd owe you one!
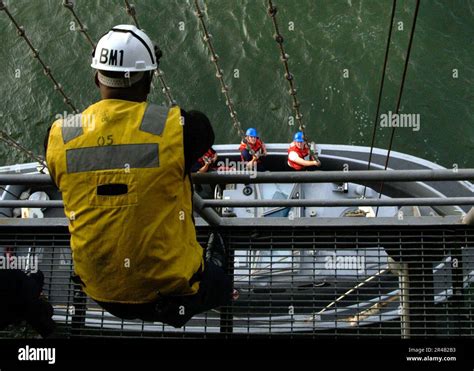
[182,109,215,175]
[289,151,318,167]
[43,125,52,157]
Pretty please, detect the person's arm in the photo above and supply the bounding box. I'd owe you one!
[182,110,215,175]
[307,144,321,166]
[246,157,257,169]
[288,151,319,167]
[190,161,203,173]
[240,148,253,162]
[310,148,321,167]
[197,162,211,173]
[44,123,59,189]
[43,126,52,156]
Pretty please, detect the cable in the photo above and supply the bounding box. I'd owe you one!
[0,185,19,199]
[123,0,176,106]
[266,0,317,159]
[0,131,46,166]
[0,1,78,113]
[62,0,96,49]
[363,0,398,198]
[124,0,140,29]
[376,0,421,216]
[193,0,245,139]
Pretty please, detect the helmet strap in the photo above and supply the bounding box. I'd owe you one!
[97,71,145,88]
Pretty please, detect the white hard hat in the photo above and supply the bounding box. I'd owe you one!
[91,25,158,72]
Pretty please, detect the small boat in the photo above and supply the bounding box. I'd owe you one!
[1,143,472,334]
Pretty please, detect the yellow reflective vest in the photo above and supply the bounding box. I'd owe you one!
[47,99,204,303]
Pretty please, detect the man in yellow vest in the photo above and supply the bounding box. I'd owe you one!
[45,25,232,327]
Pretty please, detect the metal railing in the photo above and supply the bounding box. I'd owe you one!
[1,170,474,211]
[1,169,473,338]
[0,220,472,339]
[1,169,473,226]
[2,169,474,185]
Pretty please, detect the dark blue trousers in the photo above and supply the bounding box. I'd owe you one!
[97,261,232,328]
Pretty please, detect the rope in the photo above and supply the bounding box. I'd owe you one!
[124,0,140,29]
[363,0,397,198]
[0,1,78,114]
[154,69,176,107]
[62,0,96,49]
[267,0,315,157]
[123,0,176,106]
[0,131,46,167]
[0,0,75,167]
[376,0,421,215]
[193,0,245,139]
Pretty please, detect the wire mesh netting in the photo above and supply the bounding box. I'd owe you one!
[1,224,473,339]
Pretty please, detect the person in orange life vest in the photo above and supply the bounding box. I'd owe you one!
[287,131,321,171]
[44,25,232,328]
[191,145,218,173]
[239,128,267,171]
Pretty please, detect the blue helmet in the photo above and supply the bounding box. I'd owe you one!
[293,131,305,142]
[246,128,258,137]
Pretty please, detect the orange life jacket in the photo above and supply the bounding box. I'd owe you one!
[239,138,264,162]
[287,141,310,171]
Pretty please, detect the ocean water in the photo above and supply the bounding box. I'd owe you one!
[0,0,473,167]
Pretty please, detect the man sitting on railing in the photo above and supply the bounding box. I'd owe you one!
[45,25,232,328]
[287,131,321,171]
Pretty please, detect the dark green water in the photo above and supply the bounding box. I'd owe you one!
[0,0,473,167]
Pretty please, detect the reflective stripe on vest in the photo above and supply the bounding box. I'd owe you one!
[139,104,168,136]
[66,143,159,173]
[62,114,84,144]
